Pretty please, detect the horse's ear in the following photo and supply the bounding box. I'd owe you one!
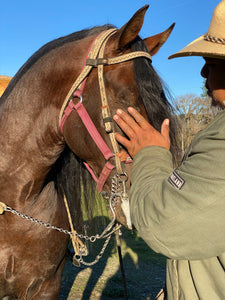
[116,5,149,50]
[144,23,175,56]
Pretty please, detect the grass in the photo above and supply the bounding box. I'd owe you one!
[60,222,167,300]
[60,188,166,299]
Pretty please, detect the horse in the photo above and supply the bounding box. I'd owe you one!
[0,5,179,299]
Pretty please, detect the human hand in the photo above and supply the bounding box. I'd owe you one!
[113,107,170,158]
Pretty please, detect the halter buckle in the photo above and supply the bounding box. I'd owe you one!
[86,58,109,67]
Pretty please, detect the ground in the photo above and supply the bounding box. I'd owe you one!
[59,228,166,300]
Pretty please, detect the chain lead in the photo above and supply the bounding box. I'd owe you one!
[1,171,130,266]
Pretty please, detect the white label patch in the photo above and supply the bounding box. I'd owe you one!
[168,170,185,190]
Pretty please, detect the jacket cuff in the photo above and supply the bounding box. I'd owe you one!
[131,146,173,181]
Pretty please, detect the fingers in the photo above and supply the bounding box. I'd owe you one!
[115,108,139,129]
[113,107,152,133]
[161,119,169,137]
[127,107,149,128]
[113,107,171,155]
[114,132,131,150]
[161,119,171,150]
[120,107,151,129]
[113,112,135,139]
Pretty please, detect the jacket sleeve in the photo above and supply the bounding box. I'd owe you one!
[130,143,225,260]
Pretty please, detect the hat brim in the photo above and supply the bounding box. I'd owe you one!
[169,35,225,59]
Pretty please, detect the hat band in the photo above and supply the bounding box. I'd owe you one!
[204,33,225,45]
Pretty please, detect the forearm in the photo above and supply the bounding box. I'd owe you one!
[130,145,225,260]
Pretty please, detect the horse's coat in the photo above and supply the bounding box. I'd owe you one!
[0,5,178,299]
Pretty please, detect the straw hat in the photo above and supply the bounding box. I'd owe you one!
[169,0,225,59]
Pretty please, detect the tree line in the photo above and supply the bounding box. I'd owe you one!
[175,84,222,154]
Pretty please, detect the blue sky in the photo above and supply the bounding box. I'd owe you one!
[0,0,220,98]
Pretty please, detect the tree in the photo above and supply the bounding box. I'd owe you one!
[175,93,218,153]
[200,79,208,98]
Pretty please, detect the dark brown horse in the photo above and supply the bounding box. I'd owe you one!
[0,5,178,299]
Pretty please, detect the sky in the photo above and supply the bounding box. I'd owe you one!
[0,0,221,99]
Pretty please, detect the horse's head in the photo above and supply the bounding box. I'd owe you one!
[60,5,175,229]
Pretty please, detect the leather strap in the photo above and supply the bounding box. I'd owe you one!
[59,29,151,191]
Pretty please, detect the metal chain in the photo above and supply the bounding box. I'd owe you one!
[77,234,111,266]
[5,205,101,243]
[5,202,123,268]
[111,173,121,206]
[2,172,126,266]
[79,174,124,266]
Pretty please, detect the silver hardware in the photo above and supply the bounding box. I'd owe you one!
[3,202,121,266]
[1,170,132,266]
[109,172,132,230]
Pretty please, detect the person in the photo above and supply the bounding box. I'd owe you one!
[113,1,225,299]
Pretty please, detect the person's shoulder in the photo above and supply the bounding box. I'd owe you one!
[196,109,225,139]
[184,110,225,157]
[208,109,225,129]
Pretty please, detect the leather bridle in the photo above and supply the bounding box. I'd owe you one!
[59,28,152,192]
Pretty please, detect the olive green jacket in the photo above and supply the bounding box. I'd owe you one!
[130,110,225,299]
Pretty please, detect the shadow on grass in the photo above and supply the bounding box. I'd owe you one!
[60,217,166,299]
[101,229,166,299]
[60,216,116,299]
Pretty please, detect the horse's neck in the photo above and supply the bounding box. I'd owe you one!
[0,37,89,205]
[0,82,64,205]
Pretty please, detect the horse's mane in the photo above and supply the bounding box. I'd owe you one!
[131,37,180,163]
[52,146,100,233]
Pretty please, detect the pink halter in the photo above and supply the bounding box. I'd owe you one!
[59,29,151,192]
[61,99,115,192]
[59,30,115,192]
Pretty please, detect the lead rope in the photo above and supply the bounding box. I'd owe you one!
[62,186,116,267]
[61,187,88,257]
[111,174,128,299]
[155,287,167,300]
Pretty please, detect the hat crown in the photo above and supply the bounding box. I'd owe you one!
[208,0,225,38]
[169,0,225,60]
